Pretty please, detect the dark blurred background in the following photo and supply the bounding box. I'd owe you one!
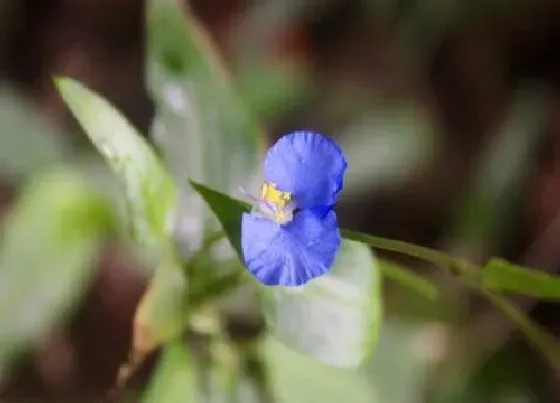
[1,0,560,402]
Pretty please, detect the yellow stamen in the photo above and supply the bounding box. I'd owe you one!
[261,182,292,207]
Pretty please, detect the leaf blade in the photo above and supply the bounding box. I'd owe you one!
[0,169,110,380]
[482,258,560,299]
[264,239,382,367]
[55,77,177,260]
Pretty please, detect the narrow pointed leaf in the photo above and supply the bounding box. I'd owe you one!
[55,77,176,260]
[482,258,560,299]
[189,180,250,254]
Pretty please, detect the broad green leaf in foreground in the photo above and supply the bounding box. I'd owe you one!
[482,258,560,299]
[265,337,377,403]
[55,77,177,261]
[0,169,111,380]
[190,181,382,367]
[263,239,381,367]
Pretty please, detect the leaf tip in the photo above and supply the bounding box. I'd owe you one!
[53,76,74,92]
[187,178,201,190]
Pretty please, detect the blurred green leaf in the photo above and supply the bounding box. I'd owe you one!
[482,258,560,299]
[370,320,437,403]
[263,239,382,367]
[133,257,189,355]
[55,77,177,262]
[142,340,195,403]
[190,181,382,367]
[265,337,377,403]
[0,169,111,380]
[339,100,437,197]
[236,63,311,122]
[147,0,263,247]
[0,87,68,183]
[379,258,438,301]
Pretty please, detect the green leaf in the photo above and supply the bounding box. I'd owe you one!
[189,180,250,254]
[482,258,560,299]
[189,182,382,367]
[142,340,195,403]
[133,257,189,355]
[0,169,111,380]
[265,337,377,403]
[54,77,177,261]
[147,0,263,243]
[263,239,382,367]
[378,258,438,301]
[370,320,435,403]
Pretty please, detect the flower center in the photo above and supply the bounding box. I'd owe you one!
[260,182,295,224]
[261,182,291,207]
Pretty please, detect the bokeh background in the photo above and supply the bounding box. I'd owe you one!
[1,0,560,402]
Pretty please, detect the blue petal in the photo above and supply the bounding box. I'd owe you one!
[263,131,347,209]
[241,208,341,286]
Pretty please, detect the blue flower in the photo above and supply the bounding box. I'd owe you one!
[241,131,347,287]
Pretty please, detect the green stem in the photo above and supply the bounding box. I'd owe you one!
[342,229,457,270]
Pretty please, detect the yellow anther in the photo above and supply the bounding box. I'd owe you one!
[261,182,292,208]
[273,210,287,223]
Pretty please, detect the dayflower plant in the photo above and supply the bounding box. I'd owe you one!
[241,131,348,286]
